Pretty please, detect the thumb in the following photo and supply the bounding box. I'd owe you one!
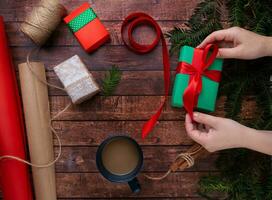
[185,114,208,145]
[193,112,218,128]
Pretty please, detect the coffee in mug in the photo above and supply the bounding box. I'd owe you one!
[96,135,143,193]
[101,138,140,175]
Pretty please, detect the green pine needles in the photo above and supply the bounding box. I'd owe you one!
[166,0,223,54]
[102,65,122,96]
[167,0,272,199]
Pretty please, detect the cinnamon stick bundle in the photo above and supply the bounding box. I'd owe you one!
[170,144,208,172]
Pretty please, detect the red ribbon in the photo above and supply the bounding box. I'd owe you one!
[121,13,170,139]
[176,44,221,120]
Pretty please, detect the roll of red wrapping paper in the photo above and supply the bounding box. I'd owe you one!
[0,16,33,200]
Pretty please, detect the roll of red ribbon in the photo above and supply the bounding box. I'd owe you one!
[121,13,170,139]
[0,16,33,200]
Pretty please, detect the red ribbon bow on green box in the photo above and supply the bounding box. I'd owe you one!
[175,44,222,120]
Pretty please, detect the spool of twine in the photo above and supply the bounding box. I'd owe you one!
[21,0,66,46]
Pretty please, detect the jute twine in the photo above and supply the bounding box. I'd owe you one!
[20,0,66,46]
[0,48,71,168]
[145,145,204,180]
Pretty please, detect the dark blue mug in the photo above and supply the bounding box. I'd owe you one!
[96,135,143,193]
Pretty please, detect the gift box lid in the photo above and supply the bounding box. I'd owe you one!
[64,2,91,23]
[64,3,98,33]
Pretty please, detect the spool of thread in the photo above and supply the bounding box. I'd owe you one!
[21,0,66,46]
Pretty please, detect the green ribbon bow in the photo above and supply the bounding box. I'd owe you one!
[68,8,97,33]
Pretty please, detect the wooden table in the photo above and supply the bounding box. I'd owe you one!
[0,0,223,199]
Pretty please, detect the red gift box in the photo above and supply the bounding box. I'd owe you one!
[64,2,110,52]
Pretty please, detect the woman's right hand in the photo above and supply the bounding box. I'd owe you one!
[198,27,272,59]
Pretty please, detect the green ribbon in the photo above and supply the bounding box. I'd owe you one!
[68,8,97,33]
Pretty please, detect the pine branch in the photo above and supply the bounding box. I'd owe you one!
[228,0,247,26]
[166,0,222,55]
[167,19,221,54]
[253,11,272,35]
[224,80,246,120]
[265,175,272,200]
[102,65,122,96]
[188,0,222,30]
[254,77,272,129]
[247,176,265,200]
[199,176,231,194]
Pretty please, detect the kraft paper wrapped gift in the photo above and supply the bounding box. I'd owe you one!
[54,55,100,104]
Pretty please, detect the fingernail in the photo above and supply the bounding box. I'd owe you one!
[193,112,199,118]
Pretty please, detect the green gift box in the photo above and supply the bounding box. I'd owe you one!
[171,45,223,112]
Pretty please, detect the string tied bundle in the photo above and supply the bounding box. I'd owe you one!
[121,12,170,139]
[21,0,66,46]
[145,145,205,181]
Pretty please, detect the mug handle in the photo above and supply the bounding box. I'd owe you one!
[128,177,141,193]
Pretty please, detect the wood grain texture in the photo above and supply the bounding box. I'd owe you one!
[44,68,235,96]
[50,96,257,121]
[0,0,199,21]
[55,146,217,172]
[12,46,179,71]
[6,22,187,47]
[59,198,206,200]
[52,121,193,146]
[46,71,176,96]
[55,172,213,198]
[12,46,233,72]
[0,196,206,200]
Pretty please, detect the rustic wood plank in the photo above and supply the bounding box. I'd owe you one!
[0,196,210,199]
[55,172,212,198]
[0,197,207,200]
[45,71,176,96]
[50,96,257,121]
[11,43,232,72]
[0,193,207,199]
[18,69,237,97]
[0,0,199,21]
[50,95,223,120]
[52,121,193,146]
[12,46,179,71]
[58,198,206,200]
[6,21,187,47]
[55,146,217,173]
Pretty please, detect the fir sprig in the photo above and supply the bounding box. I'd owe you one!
[228,0,247,26]
[265,175,272,200]
[102,65,122,96]
[166,0,222,54]
[199,175,231,194]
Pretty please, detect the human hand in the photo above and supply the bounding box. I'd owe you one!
[185,112,250,152]
[198,27,272,59]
